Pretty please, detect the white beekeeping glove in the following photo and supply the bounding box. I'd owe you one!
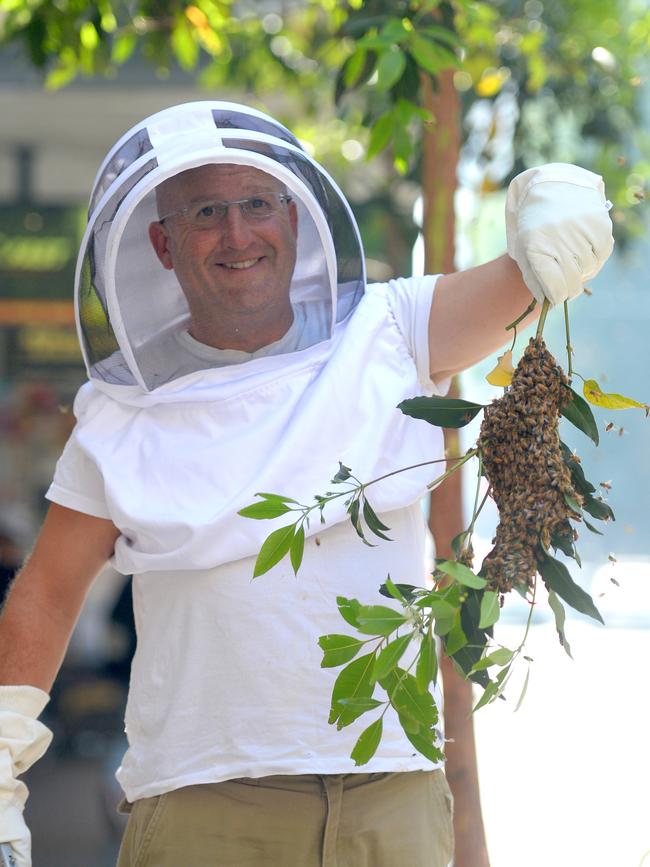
[506,163,614,306]
[0,686,53,867]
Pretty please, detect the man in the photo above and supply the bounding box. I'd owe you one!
[0,102,613,867]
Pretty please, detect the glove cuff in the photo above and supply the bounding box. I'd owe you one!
[0,687,49,721]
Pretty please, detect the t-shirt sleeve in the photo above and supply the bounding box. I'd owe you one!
[384,274,451,396]
[46,431,112,520]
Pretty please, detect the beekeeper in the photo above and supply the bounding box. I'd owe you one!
[0,101,613,867]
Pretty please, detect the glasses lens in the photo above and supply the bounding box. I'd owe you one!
[241,194,280,219]
[175,193,288,227]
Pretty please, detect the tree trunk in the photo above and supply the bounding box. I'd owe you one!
[420,69,491,867]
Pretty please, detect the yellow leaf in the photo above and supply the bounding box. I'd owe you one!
[583,379,647,410]
[476,67,509,97]
[185,5,209,28]
[486,350,514,387]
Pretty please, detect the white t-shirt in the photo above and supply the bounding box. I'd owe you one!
[47,275,448,800]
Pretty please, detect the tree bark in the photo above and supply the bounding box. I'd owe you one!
[420,69,491,867]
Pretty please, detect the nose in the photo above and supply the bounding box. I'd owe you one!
[221,203,254,248]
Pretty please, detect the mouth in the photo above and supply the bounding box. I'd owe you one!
[217,257,263,270]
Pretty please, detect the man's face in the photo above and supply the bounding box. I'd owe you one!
[149,164,298,333]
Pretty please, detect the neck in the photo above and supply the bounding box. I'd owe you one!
[187,303,295,352]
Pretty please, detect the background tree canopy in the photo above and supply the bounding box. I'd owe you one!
[1,0,648,244]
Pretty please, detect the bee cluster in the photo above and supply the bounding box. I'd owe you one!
[479,338,579,594]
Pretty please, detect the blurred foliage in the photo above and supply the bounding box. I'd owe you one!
[0,0,648,244]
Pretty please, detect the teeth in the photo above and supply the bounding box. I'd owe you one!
[222,258,259,270]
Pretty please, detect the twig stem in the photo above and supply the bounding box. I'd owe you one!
[564,301,573,381]
[535,299,551,340]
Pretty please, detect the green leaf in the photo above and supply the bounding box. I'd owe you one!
[350,718,384,766]
[79,20,99,50]
[338,697,384,711]
[375,47,407,91]
[561,388,599,445]
[362,499,392,542]
[547,589,573,659]
[415,592,458,618]
[111,33,136,64]
[404,729,444,764]
[171,16,198,70]
[380,17,411,43]
[255,493,300,504]
[563,492,583,517]
[450,530,470,559]
[45,63,77,90]
[448,587,492,686]
[367,112,394,160]
[343,47,368,87]
[380,576,418,605]
[329,652,377,727]
[289,525,305,575]
[443,613,467,656]
[436,559,487,589]
[473,680,499,712]
[335,48,376,103]
[551,524,577,559]
[356,605,408,636]
[584,519,604,535]
[319,634,366,668]
[398,396,484,429]
[238,500,293,519]
[349,498,372,546]
[471,647,515,672]
[409,34,457,75]
[336,596,362,628]
[416,632,438,694]
[375,632,414,679]
[252,524,296,577]
[514,668,531,712]
[332,461,353,483]
[581,494,615,522]
[417,24,461,48]
[381,668,439,731]
[479,590,500,629]
[560,442,596,495]
[538,553,604,624]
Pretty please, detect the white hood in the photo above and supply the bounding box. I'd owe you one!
[75,101,366,395]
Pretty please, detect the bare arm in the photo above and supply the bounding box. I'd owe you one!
[0,503,120,691]
[428,254,539,384]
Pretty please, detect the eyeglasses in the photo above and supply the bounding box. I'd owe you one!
[159,192,293,228]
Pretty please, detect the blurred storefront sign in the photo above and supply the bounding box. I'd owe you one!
[0,204,84,382]
[0,204,83,298]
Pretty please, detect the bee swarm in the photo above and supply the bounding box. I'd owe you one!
[479,338,579,593]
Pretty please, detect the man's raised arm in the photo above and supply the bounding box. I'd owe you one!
[428,163,615,383]
[0,503,120,866]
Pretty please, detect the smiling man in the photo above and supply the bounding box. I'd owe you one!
[0,102,613,867]
[149,164,299,352]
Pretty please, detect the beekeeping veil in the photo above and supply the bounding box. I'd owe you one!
[76,101,366,393]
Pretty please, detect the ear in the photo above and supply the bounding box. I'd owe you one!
[148,221,175,270]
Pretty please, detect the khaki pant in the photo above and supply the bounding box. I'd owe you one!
[116,770,454,867]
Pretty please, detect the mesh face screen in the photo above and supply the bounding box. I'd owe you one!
[90,128,154,216]
[78,247,120,368]
[211,109,299,148]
